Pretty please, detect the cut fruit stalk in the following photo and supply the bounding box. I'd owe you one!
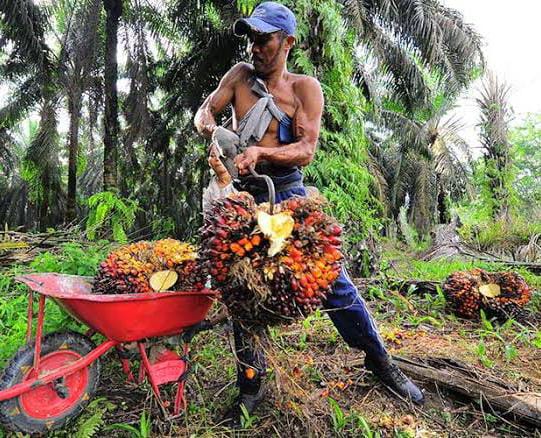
[479,283,501,298]
[150,270,178,292]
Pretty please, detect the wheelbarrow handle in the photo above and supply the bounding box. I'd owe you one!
[180,311,229,344]
[248,164,275,214]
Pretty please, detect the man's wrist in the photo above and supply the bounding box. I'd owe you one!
[255,146,267,161]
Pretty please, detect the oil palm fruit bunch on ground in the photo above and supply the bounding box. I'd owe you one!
[200,193,342,325]
[443,268,531,320]
[93,239,204,294]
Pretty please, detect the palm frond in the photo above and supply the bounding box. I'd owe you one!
[341,0,483,109]
[363,22,429,109]
[0,0,52,71]
[0,77,42,130]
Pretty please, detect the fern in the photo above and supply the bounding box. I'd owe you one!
[74,397,116,438]
[86,191,139,243]
[75,411,103,438]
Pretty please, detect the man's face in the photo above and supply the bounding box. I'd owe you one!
[247,31,289,76]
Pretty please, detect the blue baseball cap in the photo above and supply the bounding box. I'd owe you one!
[233,2,296,37]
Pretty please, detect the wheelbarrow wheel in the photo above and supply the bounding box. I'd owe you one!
[0,331,100,435]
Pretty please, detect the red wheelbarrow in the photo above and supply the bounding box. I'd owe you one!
[0,273,220,435]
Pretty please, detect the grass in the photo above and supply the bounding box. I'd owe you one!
[0,242,539,437]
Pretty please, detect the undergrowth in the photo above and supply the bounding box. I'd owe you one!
[0,242,112,365]
[0,242,539,436]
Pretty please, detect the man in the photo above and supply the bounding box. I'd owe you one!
[195,1,424,426]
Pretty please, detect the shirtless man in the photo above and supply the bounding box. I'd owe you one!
[195,2,424,426]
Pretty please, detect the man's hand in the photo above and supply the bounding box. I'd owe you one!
[234,146,261,175]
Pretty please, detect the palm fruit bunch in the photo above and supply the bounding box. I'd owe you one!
[92,239,204,294]
[443,268,531,320]
[200,192,342,325]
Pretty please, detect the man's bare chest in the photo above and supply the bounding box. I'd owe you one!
[232,81,298,139]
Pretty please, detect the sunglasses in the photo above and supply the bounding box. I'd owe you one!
[246,31,286,45]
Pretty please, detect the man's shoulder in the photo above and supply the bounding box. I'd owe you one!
[229,62,255,78]
[290,73,322,99]
[221,62,254,85]
[290,73,321,89]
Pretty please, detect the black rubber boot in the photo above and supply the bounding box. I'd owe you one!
[220,384,265,429]
[365,356,425,405]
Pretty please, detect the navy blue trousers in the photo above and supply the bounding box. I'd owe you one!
[234,185,388,393]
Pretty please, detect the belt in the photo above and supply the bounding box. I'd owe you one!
[233,169,303,196]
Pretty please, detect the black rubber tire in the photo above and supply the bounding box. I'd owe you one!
[0,331,100,435]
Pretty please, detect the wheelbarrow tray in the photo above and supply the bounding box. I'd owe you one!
[16,273,218,342]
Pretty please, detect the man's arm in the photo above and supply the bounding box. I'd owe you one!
[234,76,324,174]
[194,63,247,138]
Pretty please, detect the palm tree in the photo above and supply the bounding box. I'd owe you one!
[103,0,122,191]
[368,89,471,234]
[55,0,102,221]
[477,73,513,222]
[1,0,104,227]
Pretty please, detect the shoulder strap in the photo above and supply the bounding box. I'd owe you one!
[233,74,289,149]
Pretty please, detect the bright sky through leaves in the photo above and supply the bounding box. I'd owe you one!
[443,0,541,150]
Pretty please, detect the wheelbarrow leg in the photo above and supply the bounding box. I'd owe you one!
[26,289,33,343]
[174,344,190,415]
[137,342,190,415]
[33,295,46,373]
[137,343,163,406]
[115,346,135,382]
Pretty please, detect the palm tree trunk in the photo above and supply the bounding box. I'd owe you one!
[66,89,82,222]
[39,172,50,232]
[102,0,122,191]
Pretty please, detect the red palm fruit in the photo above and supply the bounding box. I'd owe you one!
[287,199,299,210]
[327,236,341,246]
[329,224,342,236]
[235,207,248,216]
[215,229,228,239]
[290,247,302,260]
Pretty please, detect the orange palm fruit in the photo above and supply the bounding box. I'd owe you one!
[230,243,242,253]
[238,237,250,246]
[245,368,257,380]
